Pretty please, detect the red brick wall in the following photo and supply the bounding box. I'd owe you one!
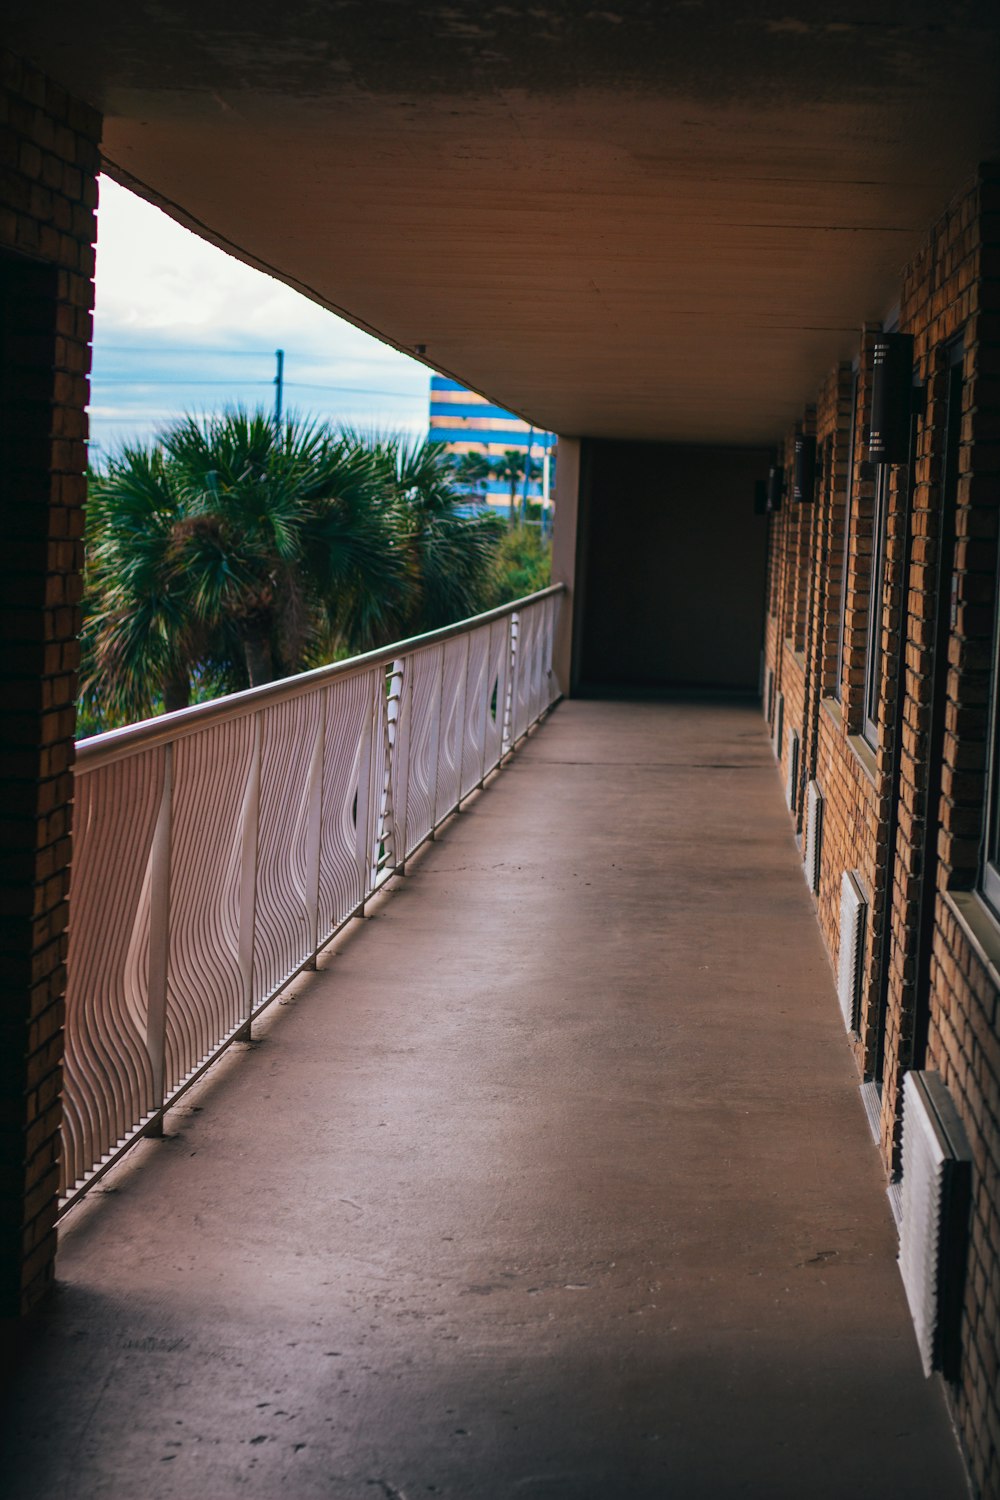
[762,168,1000,1499]
[809,363,884,1024]
[921,175,1000,1500]
[931,903,1000,1495]
[765,434,809,831]
[0,48,99,1317]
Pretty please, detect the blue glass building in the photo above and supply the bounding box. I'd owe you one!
[428,376,556,519]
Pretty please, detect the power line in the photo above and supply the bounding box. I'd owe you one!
[91,377,423,398]
[285,382,421,398]
[92,378,273,387]
[94,345,422,370]
[95,344,274,356]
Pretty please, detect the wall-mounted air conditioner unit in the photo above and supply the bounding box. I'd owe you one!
[785,728,800,812]
[837,870,867,1032]
[803,781,823,892]
[899,1070,972,1379]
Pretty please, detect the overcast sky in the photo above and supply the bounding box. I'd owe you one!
[88,178,432,458]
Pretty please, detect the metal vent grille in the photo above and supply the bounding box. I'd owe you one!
[836,870,867,1032]
[803,780,823,890]
[773,693,784,760]
[785,728,800,811]
[899,1071,972,1378]
[859,1077,882,1146]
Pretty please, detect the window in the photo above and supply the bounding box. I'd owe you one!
[977,350,1000,913]
[985,704,1000,914]
[907,337,960,1072]
[861,327,918,751]
[833,365,859,701]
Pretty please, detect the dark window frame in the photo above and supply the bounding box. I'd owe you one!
[833,363,859,703]
[862,462,891,749]
[983,686,1000,916]
[979,335,1000,916]
[906,336,961,1071]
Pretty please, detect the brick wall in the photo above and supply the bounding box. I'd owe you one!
[0,49,99,1319]
[922,174,1000,1500]
[931,903,1000,1494]
[799,378,849,819]
[761,168,1000,1498]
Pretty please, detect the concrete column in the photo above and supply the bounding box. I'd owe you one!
[551,436,581,696]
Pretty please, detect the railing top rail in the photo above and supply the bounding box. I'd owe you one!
[76,583,565,771]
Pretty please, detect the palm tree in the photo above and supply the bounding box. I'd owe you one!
[83,412,415,725]
[82,445,207,722]
[491,448,539,527]
[298,432,415,653]
[82,413,506,729]
[451,450,492,505]
[164,410,411,685]
[351,431,503,634]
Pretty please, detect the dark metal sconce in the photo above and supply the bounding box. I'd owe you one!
[869,331,916,464]
[793,432,817,503]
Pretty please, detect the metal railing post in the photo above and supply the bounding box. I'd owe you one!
[145,741,173,1137]
[237,712,262,1039]
[303,700,324,968]
[504,610,520,756]
[382,660,404,872]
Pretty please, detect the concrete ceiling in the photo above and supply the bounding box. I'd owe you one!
[9,2,1000,444]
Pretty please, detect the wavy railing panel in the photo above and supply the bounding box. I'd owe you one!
[62,587,563,1206]
[536,595,556,722]
[365,668,389,889]
[61,750,164,1194]
[460,624,491,800]
[435,636,468,819]
[484,617,512,773]
[539,596,557,720]
[253,692,323,1004]
[512,604,539,742]
[402,644,442,854]
[318,670,372,941]
[527,603,543,738]
[166,717,254,1086]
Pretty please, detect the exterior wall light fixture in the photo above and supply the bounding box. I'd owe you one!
[869,331,916,465]
[793,432,817,503]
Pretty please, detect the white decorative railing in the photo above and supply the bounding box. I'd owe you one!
[62,585,564,1206]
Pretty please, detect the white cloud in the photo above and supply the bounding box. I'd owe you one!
[90,178,431,453]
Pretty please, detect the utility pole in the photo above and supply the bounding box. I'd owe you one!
[274,348,285,426]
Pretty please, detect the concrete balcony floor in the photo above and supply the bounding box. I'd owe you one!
[3,700,968,1499]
